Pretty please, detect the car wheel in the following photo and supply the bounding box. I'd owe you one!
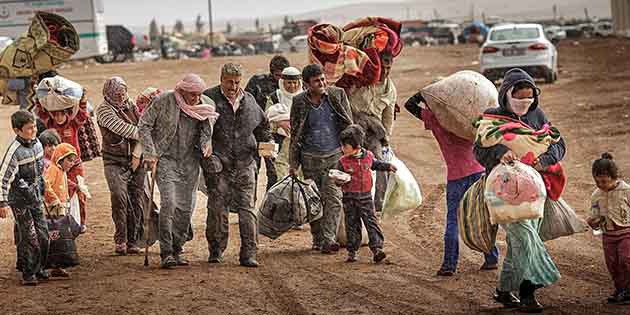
[544,69,555,84]
[95,52,115,64]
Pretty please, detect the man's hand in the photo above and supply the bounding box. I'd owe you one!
[131,156,141,172]
[0,206,9,219]
[202,145,213,158]
[500,150,518,164]
[144,155,158,170]
[79,88,88,109]
[389,164,398,173]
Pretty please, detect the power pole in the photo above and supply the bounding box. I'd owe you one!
[208,0,214,47]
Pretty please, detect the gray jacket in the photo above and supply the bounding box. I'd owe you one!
[138,91,213,158]
[289,86,353,170]
[203,86,273,169]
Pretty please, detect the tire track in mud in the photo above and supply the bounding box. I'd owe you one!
[253,255,311,315]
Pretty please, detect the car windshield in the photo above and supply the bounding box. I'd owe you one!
[490,27,540,41]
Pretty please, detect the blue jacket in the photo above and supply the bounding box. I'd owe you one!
[474,68,566,171]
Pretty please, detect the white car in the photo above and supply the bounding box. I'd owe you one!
[480,24,558,83]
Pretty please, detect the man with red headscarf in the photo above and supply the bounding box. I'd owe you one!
[139,74,217,269]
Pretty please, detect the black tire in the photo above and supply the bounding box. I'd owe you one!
[544,69,555,84]
[114,53,128,63]
[95,52,115,64]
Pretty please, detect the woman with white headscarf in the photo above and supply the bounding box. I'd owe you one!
[265,66,303,179]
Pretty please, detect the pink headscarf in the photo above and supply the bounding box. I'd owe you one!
[174,74,219,121]
[103,76,130,108]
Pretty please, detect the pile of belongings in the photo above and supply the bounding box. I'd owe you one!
[259,176,323,239]
[0,11,79,108]
[419,70,498,140]
[484,161,547,225]
[308,17,403,91]
[382,149,422,217]
[458,176,498,254]
[36,75,83,117]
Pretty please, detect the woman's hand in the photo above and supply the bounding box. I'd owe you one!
[130,156,141,172]
[586,217,601,229]
[278,120,291,135]
[500,150,518,164]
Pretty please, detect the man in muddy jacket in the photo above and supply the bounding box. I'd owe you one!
[139,74,215,269]
[289,64,353,253]
[203,63,273,268]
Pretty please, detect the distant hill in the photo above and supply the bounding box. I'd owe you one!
[126,0,611,34]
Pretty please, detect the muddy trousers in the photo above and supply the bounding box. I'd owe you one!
[343,193,384,253]
[603,232,630,290]
[302,150,343,247]
[156,166,199,259]
[103,162,146,247]
[365,138,386,212]
[442,172,499,271]
[11,205,49,279]
[205,163,258,260]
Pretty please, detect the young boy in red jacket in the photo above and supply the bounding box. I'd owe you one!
[36,89,89,232]
[334,124,397,263]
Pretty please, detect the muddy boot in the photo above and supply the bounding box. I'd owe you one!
[51,268,70,278]
[115,243,127,256]
[160,256,177,269]
[126,245,142,255]
[175,255,190,266]
[436,267,455,277]
[208,249,224,264]
[518,281,543,313]
[346,251,358,263]
[493,289,520,308]
[36,270,50,281]
[607,289,627,304]
[321,243,340,254]
[373,249,387,263]
[22,275,38,286]
[240,258,259,268]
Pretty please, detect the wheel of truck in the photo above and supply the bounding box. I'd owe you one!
[114,53,128,63]
[95,52,115,64]
[544,69,556,84]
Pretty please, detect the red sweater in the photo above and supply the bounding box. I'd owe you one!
[337,149,392,193]
[37,104,89,159]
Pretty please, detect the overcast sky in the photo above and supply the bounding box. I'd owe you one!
[104,0,402,27]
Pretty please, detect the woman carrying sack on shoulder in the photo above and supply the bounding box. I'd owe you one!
[474,68,564,313]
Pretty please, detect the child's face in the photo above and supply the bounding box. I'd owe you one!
[594,175,617,191]
[44,144,56,159]
[51,110,68,125]
[341,144,360,156]
[60,154,77,172]
[13,122,37,140]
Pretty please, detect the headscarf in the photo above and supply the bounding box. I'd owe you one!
[135,87,162,115]
[174,74,219,121]
[102,76,130,108]
[277,66,303,107]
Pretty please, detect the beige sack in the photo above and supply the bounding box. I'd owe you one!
[337,212,369,247]
[421,70,498,140]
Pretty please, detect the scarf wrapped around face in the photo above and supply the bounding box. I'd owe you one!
[103,76,131,108]
[174,74,219,121]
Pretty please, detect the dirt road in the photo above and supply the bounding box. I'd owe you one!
[1,38,629,315]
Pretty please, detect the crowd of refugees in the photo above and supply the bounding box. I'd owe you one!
[0,54,628,313]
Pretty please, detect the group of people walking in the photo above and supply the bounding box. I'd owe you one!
[0,54,628,312]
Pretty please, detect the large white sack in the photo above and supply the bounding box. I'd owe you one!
[36,75,83,116]
[421,70,498,140]
[484,161,546,225]
[382,152,422,218]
